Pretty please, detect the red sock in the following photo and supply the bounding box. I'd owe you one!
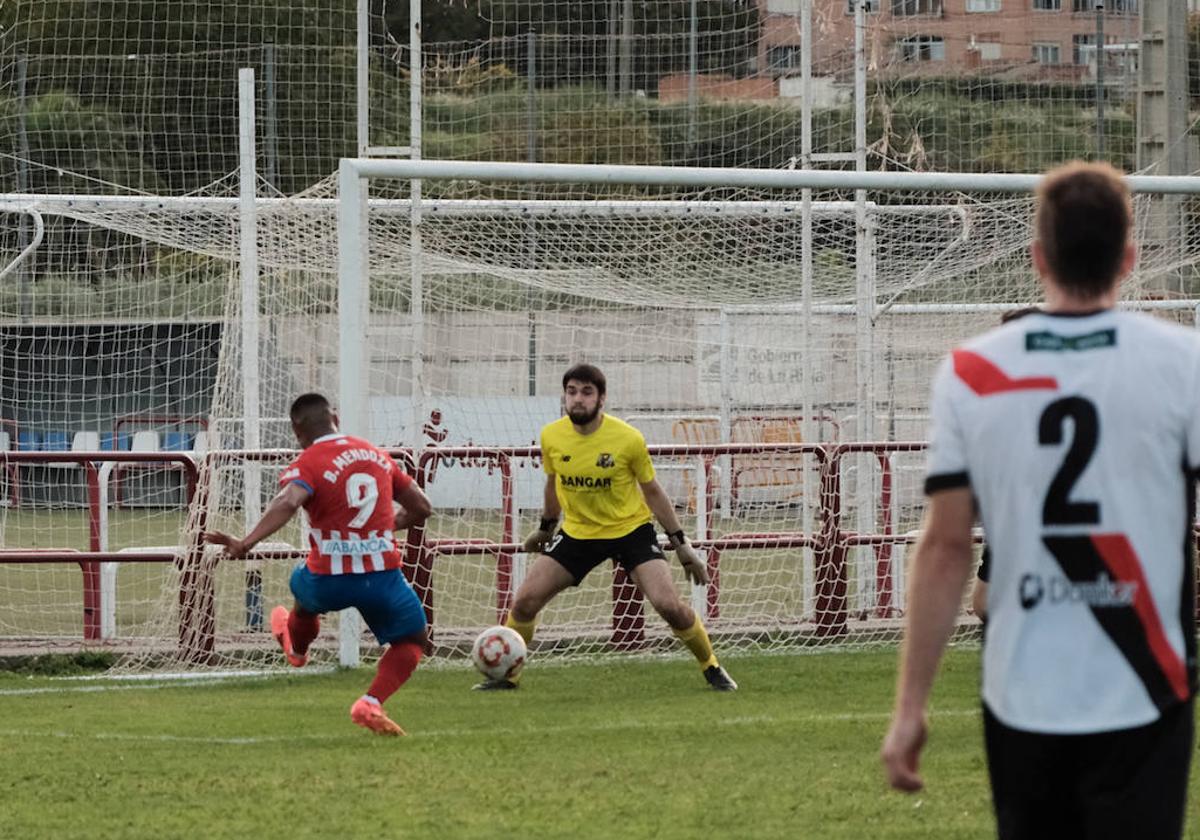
[366,641,422,704]
[288,609,320,655]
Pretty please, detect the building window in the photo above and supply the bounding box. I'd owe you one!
[1032,42,1061,64]
[1079,0,1138,11]
[967,0,1001,10]
[1072,33,1094,65]
[898,35,946,61]
[1032,0,1061,9]
[974,34,1003,60]
[844,0,881,11]
[767,46,804,73]
[891,0,943,15]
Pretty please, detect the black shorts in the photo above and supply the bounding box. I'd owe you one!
[978,544,991,582]
[545,522,666,586]
[983,700,1194,840]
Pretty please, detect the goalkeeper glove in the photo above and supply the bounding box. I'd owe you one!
[523,516,559,554]
[667,530,709,585]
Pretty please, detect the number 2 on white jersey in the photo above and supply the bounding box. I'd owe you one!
[345,473,380,528]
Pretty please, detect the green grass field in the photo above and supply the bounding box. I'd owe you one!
[3,649,1199,839]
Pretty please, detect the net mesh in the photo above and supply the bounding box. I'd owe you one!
[3,178,1194,670]
[0,0,1197,670]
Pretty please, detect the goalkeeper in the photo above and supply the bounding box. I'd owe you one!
[474,363,737,692]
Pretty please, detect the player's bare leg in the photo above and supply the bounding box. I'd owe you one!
[632,559,737,691]
[473,553,573,691]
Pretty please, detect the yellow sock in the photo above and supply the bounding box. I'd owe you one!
[673,615,718,670]
[505,613,537,646]
[504,613,538,684]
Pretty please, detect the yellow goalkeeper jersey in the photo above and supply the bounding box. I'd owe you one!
[540,414,655,540]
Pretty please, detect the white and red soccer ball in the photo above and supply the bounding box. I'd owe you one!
[471,625,527,681]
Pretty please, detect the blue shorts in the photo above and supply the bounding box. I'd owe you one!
[288,565,427,645]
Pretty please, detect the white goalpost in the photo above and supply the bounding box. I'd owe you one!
[3,153,1200,672]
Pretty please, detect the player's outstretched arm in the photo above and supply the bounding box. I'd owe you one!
[639,478,709,585]
[393,482,433,531]
[881,488,975,793]
[523,475,562,553]
[203,483,309,559]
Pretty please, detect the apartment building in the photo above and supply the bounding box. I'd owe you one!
[758,0,1141,78]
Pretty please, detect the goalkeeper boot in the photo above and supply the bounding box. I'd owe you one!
[270,605,308,668]
[703,664,738,692]
[350,696,406,736]
[471,678,519,691]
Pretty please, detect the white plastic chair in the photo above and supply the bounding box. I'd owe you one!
[131,430,161,453]
[73,431,100,452]
[191,430,209,455]
[47,431,100,471]
[115,431,162,507]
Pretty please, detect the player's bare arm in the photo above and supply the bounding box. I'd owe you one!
[523,474,563,553]
[881,487,975,793]
[640,478,709,585]
[393,482,433,531]
[204,482,311,560]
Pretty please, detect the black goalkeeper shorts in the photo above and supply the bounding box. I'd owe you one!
[544,522,665,586]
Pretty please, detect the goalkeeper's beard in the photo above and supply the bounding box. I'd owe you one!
[567,404,601,426]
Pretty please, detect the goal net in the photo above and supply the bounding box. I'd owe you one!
[2,0,1198,672]
[5,161,1194,672]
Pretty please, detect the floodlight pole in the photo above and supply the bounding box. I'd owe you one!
[238,69,264,630]
[1095,1,1105,157]
[800,0,817,623]
[853,1,878,612]
[688,0,698,154]
[409,0,427,454]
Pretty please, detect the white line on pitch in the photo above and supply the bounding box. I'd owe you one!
[0,668,337,696]
[0,708,980,746]
[0,682,233,697]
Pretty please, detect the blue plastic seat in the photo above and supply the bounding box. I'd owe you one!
[42,431,71,452]
[161,432,193,452]
[17,430,42,451]
[100,432,131,451]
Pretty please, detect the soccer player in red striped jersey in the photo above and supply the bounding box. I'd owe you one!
[205,393,432,736]
[883,162,1197,838]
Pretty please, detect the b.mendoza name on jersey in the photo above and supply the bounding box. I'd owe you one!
[560,474,612,490]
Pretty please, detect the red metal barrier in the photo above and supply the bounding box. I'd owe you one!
[0,451,202,645]
[875,454,895,619]
[41,440,1193,656]
[0,417,19,506]
[111,414,209,508]
[817,443,928,636]
[0,443,917,654]
[413,447,521,630]
[409,443,825,650]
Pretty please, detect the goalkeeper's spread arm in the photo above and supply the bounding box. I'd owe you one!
[639,478,710,585]
[523,474,563,554]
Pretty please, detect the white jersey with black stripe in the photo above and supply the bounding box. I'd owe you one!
[926,308,1200,734]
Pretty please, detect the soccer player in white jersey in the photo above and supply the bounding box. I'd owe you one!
[882,162,1196,839]
[473,363,737,692]
[205,393,433,736]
